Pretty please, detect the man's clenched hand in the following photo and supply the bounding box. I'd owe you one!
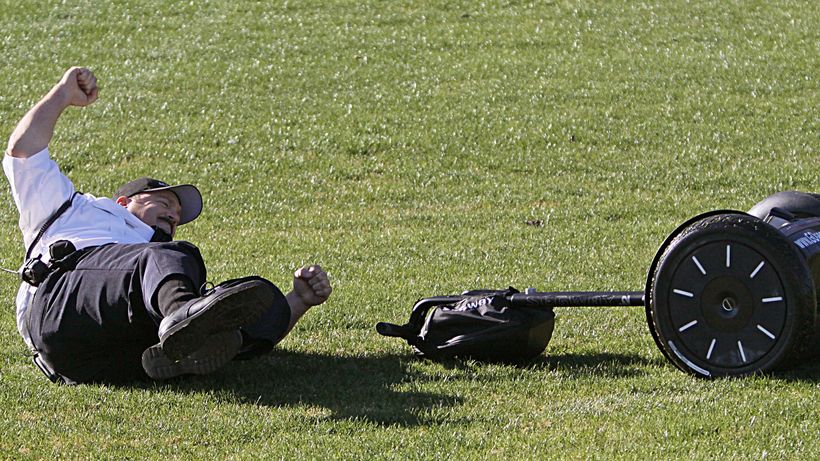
[292,265,332,308]
[57,67,99,107]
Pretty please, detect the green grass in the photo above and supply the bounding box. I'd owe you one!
[0,0,818,459]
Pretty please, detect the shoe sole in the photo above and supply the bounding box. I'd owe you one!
[142,330,243,380]
[160,280,274,360]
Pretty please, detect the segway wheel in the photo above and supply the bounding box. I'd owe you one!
[648,213,816,378]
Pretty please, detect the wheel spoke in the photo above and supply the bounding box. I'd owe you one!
[737,341,747,363]
[756,324,776,340]
[749,261,765,279]
[678,320,698,332]
[706,338,717,360]
[692,256,707,275]
[673,289,694,298]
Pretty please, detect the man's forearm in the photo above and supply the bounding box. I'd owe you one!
[285,291,311,333]
[6,86,71,158]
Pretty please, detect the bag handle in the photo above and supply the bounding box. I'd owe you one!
[376,288,521,339]
[376,296,465,340]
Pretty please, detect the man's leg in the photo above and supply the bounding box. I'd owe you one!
[146,277,293,369]
[142,275,276,379]
[28,241,272,383]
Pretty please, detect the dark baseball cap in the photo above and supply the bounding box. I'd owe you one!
[114,177,202,225]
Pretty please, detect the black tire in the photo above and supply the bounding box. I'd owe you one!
[647,213,816,378]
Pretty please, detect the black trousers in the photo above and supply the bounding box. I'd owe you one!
[27,241,207,383]
[28,241,291,384]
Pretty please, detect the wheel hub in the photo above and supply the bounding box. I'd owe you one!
[701,276,755,332]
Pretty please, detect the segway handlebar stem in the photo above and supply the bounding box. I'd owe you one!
[507,291,645,308]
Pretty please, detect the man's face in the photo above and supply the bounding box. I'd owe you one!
[117,190,182,237]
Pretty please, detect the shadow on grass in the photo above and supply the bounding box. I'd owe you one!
[423,351,660,379]
[148,351,462,427]
[122,350,818,425]
[532,352,820,382]
[531,352,664,378]
[411,350,820,381]
[134,350,660,424]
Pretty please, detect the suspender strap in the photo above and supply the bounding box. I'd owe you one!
[25,192,78,260]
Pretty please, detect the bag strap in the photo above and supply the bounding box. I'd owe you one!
[25,192,78,260]
[376,296,465,340]
[407,296,466,326]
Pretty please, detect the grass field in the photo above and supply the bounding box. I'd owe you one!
[0,0,818,459]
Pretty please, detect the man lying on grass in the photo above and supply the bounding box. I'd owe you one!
[4,67,332,384]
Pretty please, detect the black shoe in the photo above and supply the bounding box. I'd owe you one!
[158,277,273,360]
[142,330,243,380]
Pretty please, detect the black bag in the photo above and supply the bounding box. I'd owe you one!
[376,288,555,363]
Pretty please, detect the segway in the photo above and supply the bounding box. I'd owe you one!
[379,192,820,378]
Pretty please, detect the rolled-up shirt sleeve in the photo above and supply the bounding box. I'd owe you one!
[3,147,76,246]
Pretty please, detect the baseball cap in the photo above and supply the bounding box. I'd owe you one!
[114,177,203,225]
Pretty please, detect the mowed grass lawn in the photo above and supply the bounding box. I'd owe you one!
[0,0,817,459]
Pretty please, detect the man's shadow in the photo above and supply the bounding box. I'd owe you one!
[146,350,462,427]
[133,349,820,425]
[139,350,661,425]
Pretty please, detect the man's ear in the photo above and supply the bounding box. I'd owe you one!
[115,196,130,208]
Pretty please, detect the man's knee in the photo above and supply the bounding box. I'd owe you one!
[145,240,203,262]
[138,241,208,319]
[139,241,207,286]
